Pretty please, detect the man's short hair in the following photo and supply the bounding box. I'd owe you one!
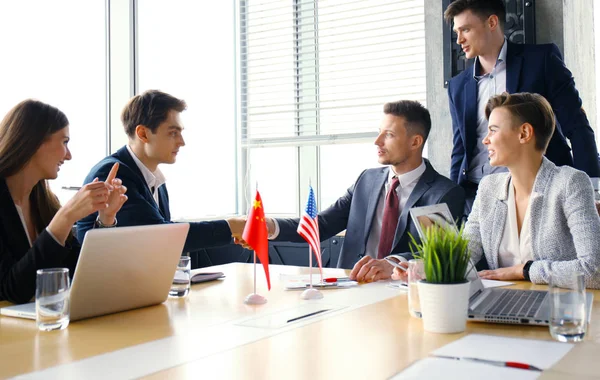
[122,90,187,138]
[383,100,431,143]
[444,0,506,29]
[485,92,555,152]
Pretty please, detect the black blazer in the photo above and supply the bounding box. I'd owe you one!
[275,161,465,269]
[76,146,233,252]
[0,179,79,304]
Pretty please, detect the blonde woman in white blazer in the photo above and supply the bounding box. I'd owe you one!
[465,92,600,288]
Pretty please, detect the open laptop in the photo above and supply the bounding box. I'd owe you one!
[409,203,594,326]
[1,223,190,321]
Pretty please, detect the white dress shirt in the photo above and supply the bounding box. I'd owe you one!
[365,160,426,258]
[14,204,32,247]
[126,145,166,207]
[468,38,508,183]
[498,179,533,267]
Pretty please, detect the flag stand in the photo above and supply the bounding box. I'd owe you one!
[301,247,323,300]
[244,251,267,304]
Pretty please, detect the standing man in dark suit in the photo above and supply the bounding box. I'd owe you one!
[262,100,465,282]
[77,90,246,252]
[445,0,600,211]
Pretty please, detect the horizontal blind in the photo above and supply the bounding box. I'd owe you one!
[240,0,426,144]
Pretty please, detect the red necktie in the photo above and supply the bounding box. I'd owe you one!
[378,176,400,259]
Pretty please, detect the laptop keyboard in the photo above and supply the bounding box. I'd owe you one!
[485,290,547,318]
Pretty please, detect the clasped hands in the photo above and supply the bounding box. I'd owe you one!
[225,215,277,250]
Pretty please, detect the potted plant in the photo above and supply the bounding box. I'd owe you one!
[410,224,471,333]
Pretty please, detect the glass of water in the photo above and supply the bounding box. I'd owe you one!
[36,268,70,331]
[408,259,425,318]
[549,270,587,342]
[170,256,191,298]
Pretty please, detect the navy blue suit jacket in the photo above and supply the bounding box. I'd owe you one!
[448,41,600,186]
[274,161,465,269]
[76,146,232,252]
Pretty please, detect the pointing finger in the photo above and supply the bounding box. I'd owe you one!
[106,162,120,184]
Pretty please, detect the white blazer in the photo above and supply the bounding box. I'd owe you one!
[465,158,600,289]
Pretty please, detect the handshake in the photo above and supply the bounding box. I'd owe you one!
[226,216,276,250]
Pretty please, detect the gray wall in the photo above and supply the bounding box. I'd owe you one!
[425,0,597,176]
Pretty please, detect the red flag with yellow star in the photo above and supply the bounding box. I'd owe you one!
[243,190,271,290]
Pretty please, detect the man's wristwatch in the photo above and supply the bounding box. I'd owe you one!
[95,216,117,228]
[522,260,534,281]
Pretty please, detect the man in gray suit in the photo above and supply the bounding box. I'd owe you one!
[264,100,465,282]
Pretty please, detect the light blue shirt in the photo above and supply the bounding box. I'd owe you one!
[467,39,509,183]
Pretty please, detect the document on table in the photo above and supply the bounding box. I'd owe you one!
[481,279,514,288]
[280,274,358,290]
[391,334,574,379]
[433,334,574,369]
[391,357,540,380]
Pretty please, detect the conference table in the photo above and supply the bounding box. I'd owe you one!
[1,263,600,379]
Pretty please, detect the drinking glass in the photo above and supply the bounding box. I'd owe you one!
[36,268,70,331]
[549,271,587,342]
[170,256,191,297]
[408,259,425,318]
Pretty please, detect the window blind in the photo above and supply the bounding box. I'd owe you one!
[239,0,426,146]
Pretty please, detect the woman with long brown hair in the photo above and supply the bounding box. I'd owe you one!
[0,99,127,303]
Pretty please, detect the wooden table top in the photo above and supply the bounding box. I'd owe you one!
[1,263,599,379]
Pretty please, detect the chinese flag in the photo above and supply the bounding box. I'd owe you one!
[243,190,271,290]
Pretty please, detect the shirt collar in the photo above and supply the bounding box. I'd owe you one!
[473,38,508,79]
[126,145,166,191]
[388,159,426,188]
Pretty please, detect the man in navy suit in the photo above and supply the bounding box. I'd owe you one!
[77,90,245,252]
[262,101,465,282]
[445,0,600,211]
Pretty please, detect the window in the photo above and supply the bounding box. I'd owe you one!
[240,0,426,215]
[137,0,237,220]
[320,143,382,209]
[0,0,107,205]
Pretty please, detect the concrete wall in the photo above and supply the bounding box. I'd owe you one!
[425,0,597,176]
[563,0,596,135]
[424,0,452,176]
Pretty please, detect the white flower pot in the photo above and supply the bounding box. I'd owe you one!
[417,280,471,333]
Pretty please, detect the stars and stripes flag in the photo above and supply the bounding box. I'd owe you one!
[297,185,323,277]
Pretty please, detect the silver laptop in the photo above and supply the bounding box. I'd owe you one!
[409,203,594,326]
[1,223,190,321]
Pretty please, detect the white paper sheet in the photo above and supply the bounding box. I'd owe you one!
[432,334,574,370]
[391,357,540,380]
[481,279,514,288]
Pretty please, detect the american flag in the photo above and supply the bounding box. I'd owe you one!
[297,185,323,273]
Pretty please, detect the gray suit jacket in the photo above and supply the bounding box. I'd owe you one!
[275,160,465,269]
[465,158,600,288]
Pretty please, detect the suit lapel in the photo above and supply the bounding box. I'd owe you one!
[363,168,387,243]
[506,42,523,93]
[117,146,166,217]
[392,163,433,249]
[488,175,510,269]
[527,158,554,260]
[158,185,170,221]
[464,77,478,153]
